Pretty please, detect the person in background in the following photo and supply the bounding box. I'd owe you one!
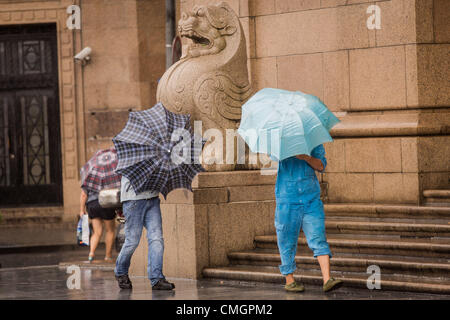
[114,176,175,291]
[275,144,343,293]
[80,187,116,262]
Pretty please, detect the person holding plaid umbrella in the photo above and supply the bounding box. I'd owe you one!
[112,103,204,291]
[80,147,121,262]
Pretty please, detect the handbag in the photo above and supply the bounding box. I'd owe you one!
[99,188,121,208]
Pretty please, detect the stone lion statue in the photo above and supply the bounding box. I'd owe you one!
[157,2,253,171]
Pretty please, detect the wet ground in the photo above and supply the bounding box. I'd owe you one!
[0,226,110,268]
[0,266,449,300]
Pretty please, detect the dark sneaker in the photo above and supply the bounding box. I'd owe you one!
[152,279,175,291]
[323,278,343,292]
[115,274,132,290]
[284,281,305,292]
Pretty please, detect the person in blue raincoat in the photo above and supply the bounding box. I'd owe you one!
[275,144,343,292]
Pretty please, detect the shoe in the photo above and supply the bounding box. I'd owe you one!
[152,279,175,291]
[88,255,94,263]
[323,278,343,292]
[115,274,133,290]
[284,281,305,292]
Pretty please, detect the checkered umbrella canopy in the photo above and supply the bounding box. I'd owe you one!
[112,103,205,198]
[80,148,121,193]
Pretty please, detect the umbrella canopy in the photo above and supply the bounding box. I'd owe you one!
[113,103,205,198]
[237,88,340,161]
[80,148,121,193]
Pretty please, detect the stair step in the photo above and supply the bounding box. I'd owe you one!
[0,224,81,249]
[423,191,450,207]
[325,220,450,237]
[203,265,450,294]
[0,207,65,227]
[423,190,450,199]
[228,250,450,277]
[324,204,450,218]
[255,235,450,258]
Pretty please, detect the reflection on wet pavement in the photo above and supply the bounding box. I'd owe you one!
[0,266,449,300]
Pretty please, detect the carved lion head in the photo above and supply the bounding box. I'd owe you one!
[178,2,238,58]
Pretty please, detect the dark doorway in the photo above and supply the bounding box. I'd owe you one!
[0,23,62,207]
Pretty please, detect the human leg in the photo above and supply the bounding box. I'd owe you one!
[142,198,171,288]
[302,200,342,291]
[275,203,303,288]
[114,200,145,277]
[89,218,103,259]
[103,219,116,260]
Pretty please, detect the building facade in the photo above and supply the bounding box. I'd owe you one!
[0,1,449,286]
[0,0,167,220]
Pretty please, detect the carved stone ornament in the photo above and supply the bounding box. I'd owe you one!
[157,2,253,171]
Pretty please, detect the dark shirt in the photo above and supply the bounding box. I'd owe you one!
[82,187,99,204]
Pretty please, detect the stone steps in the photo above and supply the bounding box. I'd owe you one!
[0,226,106,268]
[324,203,450,219]
[227,250,450,277]
[202,202,450,294]
[423,190,450,207]
[0,207,65,227]
[203,265,450,295]
[255,235,450,258]
[325,219,450,237]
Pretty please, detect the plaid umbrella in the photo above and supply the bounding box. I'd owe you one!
[80,148,121,192]
[113,103,205,198]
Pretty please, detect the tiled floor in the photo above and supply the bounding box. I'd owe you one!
[0,266,449,300]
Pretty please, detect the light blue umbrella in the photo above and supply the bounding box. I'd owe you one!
[237,88,340,161]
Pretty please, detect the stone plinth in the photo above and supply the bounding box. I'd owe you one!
[129,171,277,279]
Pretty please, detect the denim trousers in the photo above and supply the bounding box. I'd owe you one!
[114,198,165,286]
[275,199,332,276]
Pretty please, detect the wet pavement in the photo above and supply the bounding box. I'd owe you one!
[0,266,449,300]
[0,226,111,268]
[0,227,76,247]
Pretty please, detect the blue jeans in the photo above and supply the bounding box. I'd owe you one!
[275,199,332,276]
[114,198,165,286]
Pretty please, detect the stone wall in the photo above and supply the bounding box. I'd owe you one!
[131,0,449,279]
[82,0,166,158]
[130,171,277,279]
[0,0,167,218]
[180,0,449,204]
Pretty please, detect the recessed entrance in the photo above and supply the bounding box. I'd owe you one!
[0,23,62,207]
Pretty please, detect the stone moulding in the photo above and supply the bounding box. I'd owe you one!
[331,112,450,138]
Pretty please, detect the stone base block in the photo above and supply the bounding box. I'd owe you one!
[129,171,277,279]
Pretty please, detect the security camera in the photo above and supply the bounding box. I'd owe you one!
[74,47,92,65]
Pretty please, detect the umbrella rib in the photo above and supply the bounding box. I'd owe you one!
[291,106,310,154]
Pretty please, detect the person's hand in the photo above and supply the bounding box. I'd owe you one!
[296,154,324,171]
[296,154,310,161]
[79,210,86,218]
